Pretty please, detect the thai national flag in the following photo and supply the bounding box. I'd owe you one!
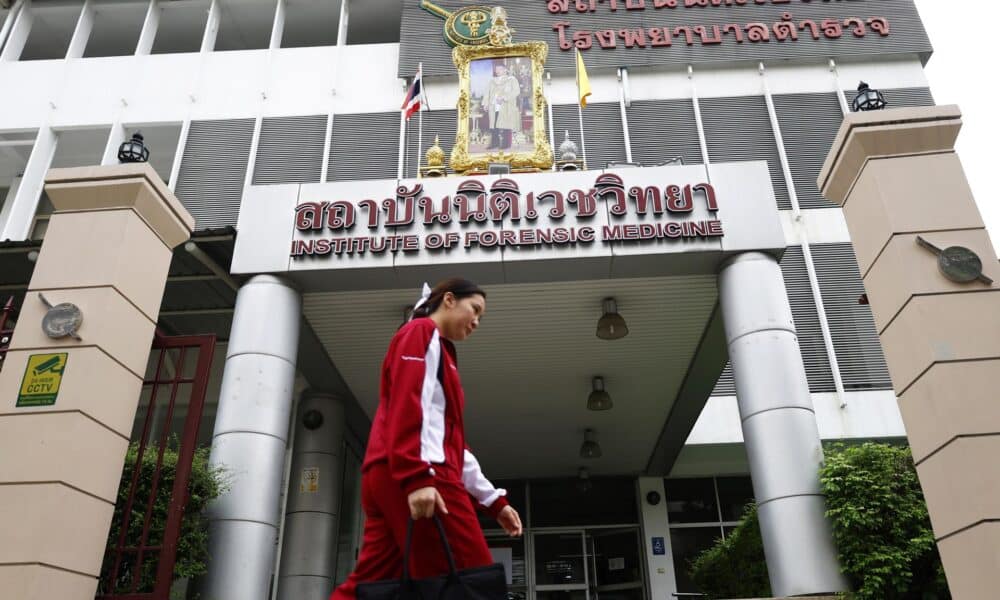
[401,65,423,121]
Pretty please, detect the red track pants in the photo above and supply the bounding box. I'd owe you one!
[330,462,493,600]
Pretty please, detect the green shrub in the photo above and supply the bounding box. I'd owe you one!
[820,442,949,600]
[98,442,226,595]
[686,443,949,599]
[688,503,772,599]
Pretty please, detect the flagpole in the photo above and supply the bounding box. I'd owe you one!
[417,62,424,177]
[575,50,589,169]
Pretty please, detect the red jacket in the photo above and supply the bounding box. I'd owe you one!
[363,318,509,518]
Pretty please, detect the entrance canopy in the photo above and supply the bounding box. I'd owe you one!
[233,162,784,477]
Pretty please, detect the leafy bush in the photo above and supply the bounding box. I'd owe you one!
[820,442,949,600]
[688,503,772,599]
[98,442,225,595]
[687,443,949,599]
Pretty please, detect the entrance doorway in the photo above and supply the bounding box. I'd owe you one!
[531,528,645,600]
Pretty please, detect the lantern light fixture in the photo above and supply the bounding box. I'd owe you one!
[852,81,888,112]
[577,467,593,493]
[117,132,150,164]
[596,297,629,340]
[587,376,613,411]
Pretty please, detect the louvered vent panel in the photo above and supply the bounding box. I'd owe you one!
[174,118,255,230]
[553,102,626,171]
[404,109,457,179]
[626,99,703,167]
[843,86,935,111]
[328,112,400,181]
[810,243,894,391]
[773,92,843,210]
[699,96,790,210]
[712,247,835,395]
[252,115,326,185]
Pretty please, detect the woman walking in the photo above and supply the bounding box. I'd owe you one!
[330,278,523,600]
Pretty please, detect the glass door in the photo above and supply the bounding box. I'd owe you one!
[586,528,645,600]
[532,531,589,600]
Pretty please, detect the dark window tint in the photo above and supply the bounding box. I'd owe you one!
[716,476,755,521]
[664,478,717,524]
[530,477,637,528]
[669,527,723,593]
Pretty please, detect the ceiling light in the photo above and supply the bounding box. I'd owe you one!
[577,467,593,493]
[596,297,628,340]
[587,376,613,411]
[579,428,602,459]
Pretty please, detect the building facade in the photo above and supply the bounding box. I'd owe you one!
[0,1,944,599]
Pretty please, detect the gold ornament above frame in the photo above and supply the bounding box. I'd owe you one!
[450,39,553,175]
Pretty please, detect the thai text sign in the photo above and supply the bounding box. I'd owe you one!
[17,353,68,407]
[398,0,930,78]
[291,172,723,258]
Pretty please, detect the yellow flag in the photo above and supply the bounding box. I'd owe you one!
[576,49,592,108]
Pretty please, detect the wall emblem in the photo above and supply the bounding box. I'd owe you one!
[421,1,494,47]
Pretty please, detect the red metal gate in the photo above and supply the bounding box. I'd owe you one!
[97,331,216,599]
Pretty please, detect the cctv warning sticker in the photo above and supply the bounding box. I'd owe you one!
[17,353,68,407]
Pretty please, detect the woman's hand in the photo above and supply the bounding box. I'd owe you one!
[497,505,523,537]
[407,486,448,520]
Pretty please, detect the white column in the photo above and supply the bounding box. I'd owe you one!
[203,275,302,600]
[688,65,710,167]
[618,68,632,164]
[0,127,57,242]
[65,0,94,59]
[101,123,128,165]
[135,0,161,56]
[277,391,346,600]
[637,477,676,600]
[718,252,847,597]
[201,0,220,53]
[0,0,32,62]
[270,0,286,50]
[0,0,25,54]
[320,114,333,183]
[337,0,349,47]
[168,119,191,191]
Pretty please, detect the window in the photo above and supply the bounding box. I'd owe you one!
[83,1,146,58]
[346,0,402,45]
[530,477,637,528]
[18,3,79,61]
[0,131,35,222]
[214,0,277,52]
[281,0,340,49]
[152,0,210,55]
[665,476,754,594]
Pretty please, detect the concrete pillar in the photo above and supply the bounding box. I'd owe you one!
[637,477,676,600]
[278,391,346,600]
[0,0,31,62]
[200,0,220,53]
[135,0,160,56]
[65,0,94,60]
[818,105,1000,599]
[269,0,286,50]
[718,252,847,597]
[0,126,56,241]
[202,274,301,600]
[0,164,194,599]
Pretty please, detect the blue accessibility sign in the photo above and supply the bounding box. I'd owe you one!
[651,537,666,556]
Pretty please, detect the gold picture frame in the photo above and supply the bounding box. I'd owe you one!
[450,40,553,174]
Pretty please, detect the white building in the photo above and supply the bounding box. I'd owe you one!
[0,1,938,599]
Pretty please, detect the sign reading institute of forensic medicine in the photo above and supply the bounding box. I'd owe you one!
[399,0,931,77]
[232,162,786,281]
[290,172,723,259]
[17,353,68,407]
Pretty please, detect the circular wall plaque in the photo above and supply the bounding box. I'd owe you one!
[444,7,493,47]
[938,246,983,283]
[42,302,83,339]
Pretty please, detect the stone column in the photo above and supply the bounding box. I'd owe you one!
[201,274,301,600]
[278,391,346,600]
[718,252,847,597]
[0,164,194,599]
[819,105,1000,599]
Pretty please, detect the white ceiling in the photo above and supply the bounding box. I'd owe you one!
[304,274,719,480]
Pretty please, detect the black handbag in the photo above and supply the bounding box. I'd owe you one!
[356,516,508,600]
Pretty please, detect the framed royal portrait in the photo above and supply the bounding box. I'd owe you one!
[450,40,553,174]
